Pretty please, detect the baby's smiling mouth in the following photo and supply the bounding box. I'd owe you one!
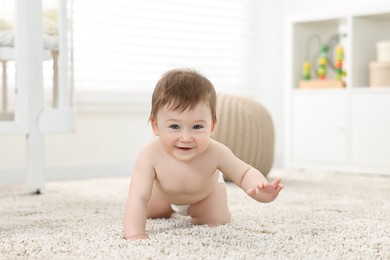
[177,146,193,151]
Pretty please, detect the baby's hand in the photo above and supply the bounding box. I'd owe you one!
[246,178,284,203]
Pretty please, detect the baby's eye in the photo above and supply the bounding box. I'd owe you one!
[169,124,180,130]
[193,125,203,130]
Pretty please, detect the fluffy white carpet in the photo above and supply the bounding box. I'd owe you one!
[0,169,389,259]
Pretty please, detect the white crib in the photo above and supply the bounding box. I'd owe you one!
[0,0,74,192]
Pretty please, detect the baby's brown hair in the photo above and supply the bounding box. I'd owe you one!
[149,68,217,122]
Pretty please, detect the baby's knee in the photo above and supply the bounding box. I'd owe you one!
[215,211,231,225]
[192,210,231,226]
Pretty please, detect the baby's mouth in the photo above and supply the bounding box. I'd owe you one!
[177,146,193,151]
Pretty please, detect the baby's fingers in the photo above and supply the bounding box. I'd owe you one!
[276,184,284,192]
[271,178,282,186]
[247,188,256,196]
[257,182,265,189]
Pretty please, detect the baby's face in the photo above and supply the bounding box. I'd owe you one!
[152,102,215,162]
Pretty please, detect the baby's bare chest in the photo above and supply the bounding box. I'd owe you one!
[154,159,218,195]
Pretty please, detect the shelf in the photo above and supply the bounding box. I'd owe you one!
[298,79,345,89]
[290,9,390,90]
[286,6,390,175]
[351,13,390,87]
[291,17,348,90]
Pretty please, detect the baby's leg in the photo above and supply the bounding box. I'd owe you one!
[189,183,231,226]
[146,185,173,219]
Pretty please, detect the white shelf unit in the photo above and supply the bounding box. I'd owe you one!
[285,7,390,175]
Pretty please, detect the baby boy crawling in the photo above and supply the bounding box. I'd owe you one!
[123,69,284,240]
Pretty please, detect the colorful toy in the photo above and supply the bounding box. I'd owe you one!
[302,61,311,80]
[302,34,321,80]
[317,45,328,79]
[335,45,346,80]
[301,33,347,81]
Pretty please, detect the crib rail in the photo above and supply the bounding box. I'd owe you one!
[0,0,74,134]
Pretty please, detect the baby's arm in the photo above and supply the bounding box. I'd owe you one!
[216,141,283,203]
[123,148,155,240]
[123,192,149,240]
[240,168,283,203]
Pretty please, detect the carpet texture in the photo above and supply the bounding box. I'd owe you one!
[0,169,389,259]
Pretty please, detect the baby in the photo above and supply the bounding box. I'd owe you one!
[123,68,283,240]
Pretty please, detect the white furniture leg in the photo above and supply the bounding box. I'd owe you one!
[15,0,45,192]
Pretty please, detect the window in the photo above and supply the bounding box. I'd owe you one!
[73,0,258,95]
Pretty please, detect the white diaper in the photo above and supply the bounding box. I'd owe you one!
[171,172,225,216]
[217,172,225,183]
[171,204,191,216]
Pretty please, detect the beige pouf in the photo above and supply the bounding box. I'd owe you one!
[212,93,274,179]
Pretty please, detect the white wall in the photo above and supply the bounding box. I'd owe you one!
[252,0,285,167]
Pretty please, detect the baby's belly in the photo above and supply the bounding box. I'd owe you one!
[161,192,209,205]
[154,175,217,205]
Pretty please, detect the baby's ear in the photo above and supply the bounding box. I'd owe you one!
[210,120,217,134]
[151,118,159,136]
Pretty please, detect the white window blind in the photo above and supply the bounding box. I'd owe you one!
[73,0,257,95]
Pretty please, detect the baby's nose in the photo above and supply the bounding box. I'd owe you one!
[180,131,192,142]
